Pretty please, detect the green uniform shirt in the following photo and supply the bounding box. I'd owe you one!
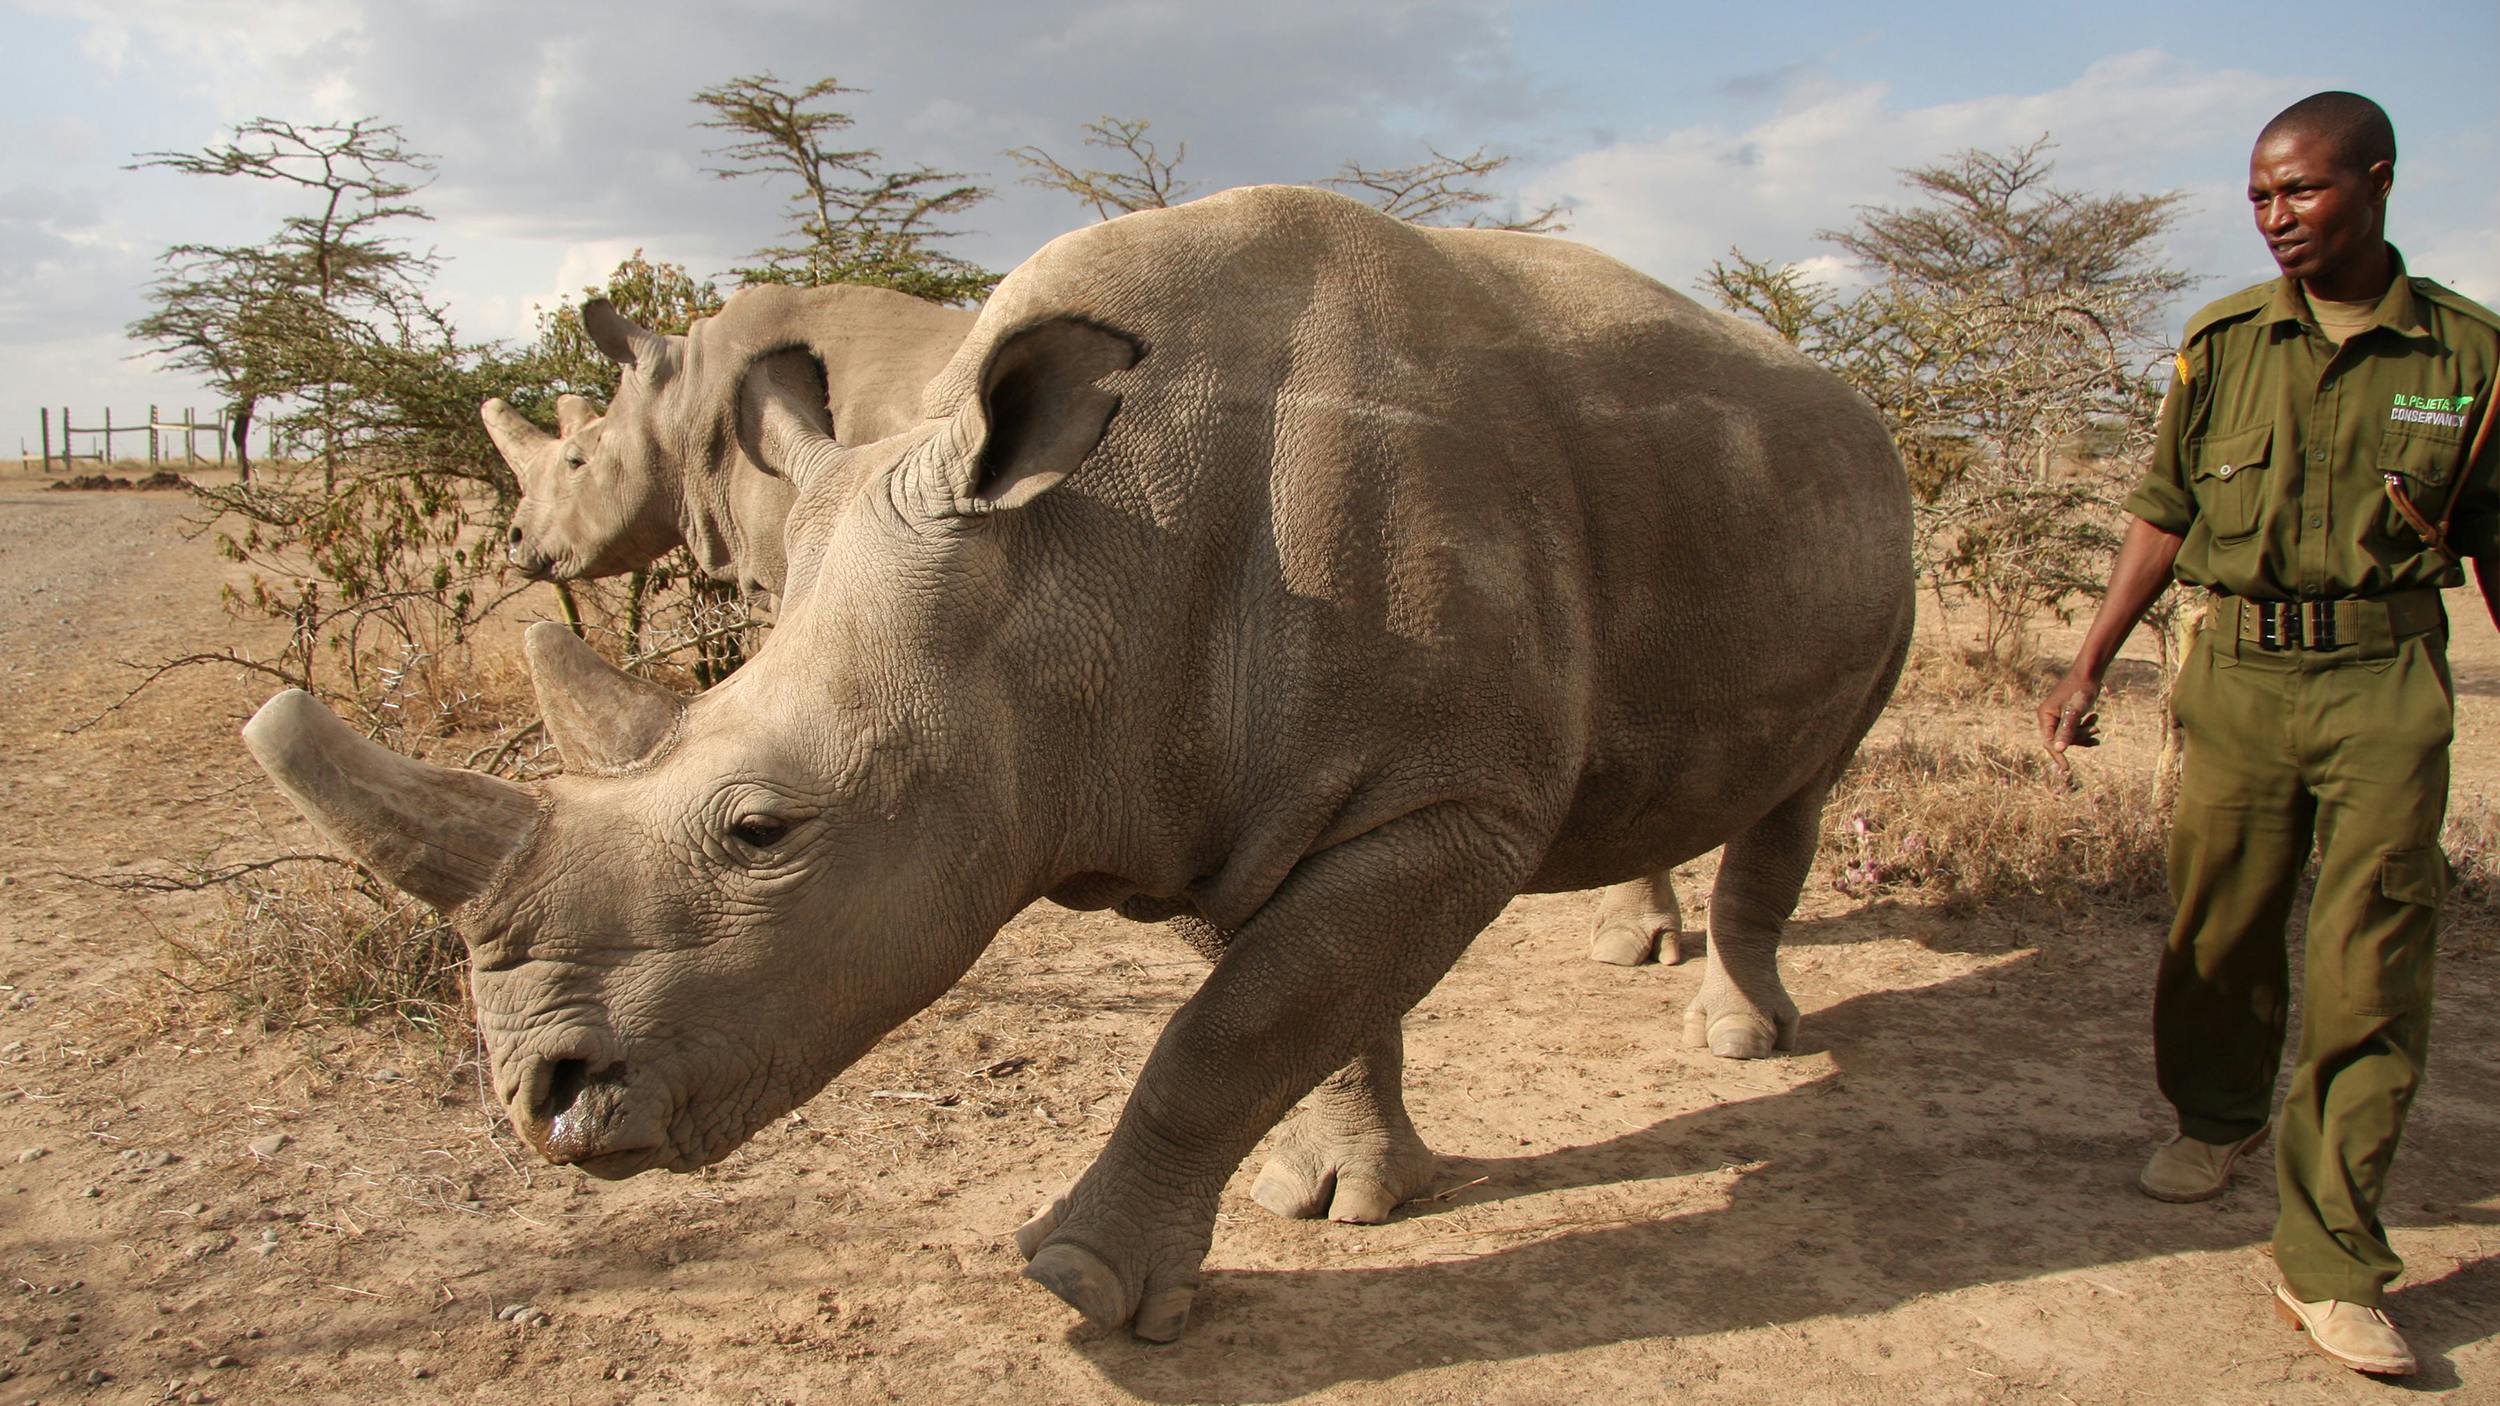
[2122,247,2500,600]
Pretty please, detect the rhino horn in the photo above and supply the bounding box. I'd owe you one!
[584,299,669,371]
[524,621,684,773]
[242,690,537,913]
[554,393,599,438]
[480,398,555,487]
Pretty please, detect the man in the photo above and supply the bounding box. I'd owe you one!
[2039,91,2499,1378]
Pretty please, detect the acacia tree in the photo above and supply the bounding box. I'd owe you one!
[1007,115,1194,217]
[1703,140,2192,662]
[129,118,444,488]
[123,116,535,735]
[1323,144,1567,232]
[1010,116,1567,232]
[693,73,997,303]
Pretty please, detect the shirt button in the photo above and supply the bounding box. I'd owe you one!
[2312,450,2327,461]
[2309,516,2323,528]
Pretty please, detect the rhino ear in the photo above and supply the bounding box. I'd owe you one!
[553,394,599,438]
[584,299,668,371]
[942,318,1140,514]
[524,622,685,772]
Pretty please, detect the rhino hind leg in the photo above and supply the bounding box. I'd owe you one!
[1683,786,1821,1059]
[1249,1025,1439,1223]
[1014,803,1528,1342]
[1587,867,1687,966]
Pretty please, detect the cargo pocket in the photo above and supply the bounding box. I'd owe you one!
[2187,423,2271,542]
[2350,846,2448,1017]
[2375,424,2463,548]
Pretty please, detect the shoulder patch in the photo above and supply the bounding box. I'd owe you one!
[2410,277,2500,336]
[2181,281,2276,345]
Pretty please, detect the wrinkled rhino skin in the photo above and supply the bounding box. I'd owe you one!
[247,186,1913,1343]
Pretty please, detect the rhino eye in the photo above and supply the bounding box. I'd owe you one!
[727,815,790,851]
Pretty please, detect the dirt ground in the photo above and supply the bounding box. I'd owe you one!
[3,480,2496,1405]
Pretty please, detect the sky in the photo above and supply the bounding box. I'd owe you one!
[3,0,2495,462]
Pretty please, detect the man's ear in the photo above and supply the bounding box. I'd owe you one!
[939,318,1141,513]
[2366,158,2394,205]
[584,299,669,370]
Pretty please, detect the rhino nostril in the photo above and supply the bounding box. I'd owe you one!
[542,1057,592,1121]
[509,526,525,546]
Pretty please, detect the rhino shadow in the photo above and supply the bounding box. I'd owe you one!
[1056,932,2500,1401]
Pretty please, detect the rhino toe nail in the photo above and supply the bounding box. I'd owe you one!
[1132,1285,1195,1343]
[1327,1175,1401,1225]
[1587,925,1657,966]
[1250,1165,1329,1220]
[1706,1015,1779,1060]
[1022,1242,1129,1329]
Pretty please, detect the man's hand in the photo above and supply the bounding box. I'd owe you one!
[2038,670,2105,781]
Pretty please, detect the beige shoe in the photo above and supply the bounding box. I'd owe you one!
[2274,1285,2416,1376]
[2136,1124,2269,1202]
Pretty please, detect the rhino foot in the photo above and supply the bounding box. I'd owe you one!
[1588,911,1681,966]
[1587,873,1687,967]
[1681,993,1797,1059]
[1249,1115,1437,1224]
[1014,1185,1207,1342]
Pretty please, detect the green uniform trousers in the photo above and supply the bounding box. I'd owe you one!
[2156,616,2452,1306]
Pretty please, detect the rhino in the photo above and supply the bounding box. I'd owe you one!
[480,284,975,597]
[244,186,1912,1342]
[486,281,1696,965]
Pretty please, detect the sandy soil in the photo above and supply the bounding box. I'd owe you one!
[2,481,2496,1405]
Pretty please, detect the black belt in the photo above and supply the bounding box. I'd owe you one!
[2211,590,2444,654]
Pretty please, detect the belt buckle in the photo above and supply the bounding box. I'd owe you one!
[2257,601,2301,650]
[2305,600,2339,650]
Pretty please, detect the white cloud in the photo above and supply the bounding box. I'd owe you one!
[1526,52,2306,315]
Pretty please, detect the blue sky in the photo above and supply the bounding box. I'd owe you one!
[3,0,2494,460]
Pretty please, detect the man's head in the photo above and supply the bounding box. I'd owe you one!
[2248,92,2396,297]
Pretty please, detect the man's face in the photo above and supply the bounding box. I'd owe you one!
[2247,127,2390,290]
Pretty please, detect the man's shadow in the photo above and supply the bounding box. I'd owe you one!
[1058,917,2500,1401]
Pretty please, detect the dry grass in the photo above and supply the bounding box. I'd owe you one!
[1822,728,2174,911]
[158,857,473,1039]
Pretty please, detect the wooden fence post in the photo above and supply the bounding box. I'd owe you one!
[39,407,50,474]
[149,404,159,468]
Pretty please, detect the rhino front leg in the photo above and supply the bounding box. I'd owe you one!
[1248,1024,1438,1223]
[1684,787,1817,1059]
[1015,805,1524,1342]
[1587,867,1686,966]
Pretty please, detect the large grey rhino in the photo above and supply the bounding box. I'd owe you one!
[486,281,1695,965]
[244,186,1912,1342]
[480,284,974,596]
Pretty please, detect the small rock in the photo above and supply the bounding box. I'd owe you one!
[258,1229,278,1244]
[183,1202,206,1216]
[207,1353,239,1368]
[496,1304,529,1322]
[76,1185,97,1199]
[187,1392,209,1405]
[16,1147,46,1164]
[371,1069,401,1084]
[85,1367,112,1385]
[246,1134,288,1158]
[412,1365,432,1379]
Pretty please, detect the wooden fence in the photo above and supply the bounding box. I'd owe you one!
[22,406,235,474]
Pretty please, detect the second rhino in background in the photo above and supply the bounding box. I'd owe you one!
[481,283,975,597]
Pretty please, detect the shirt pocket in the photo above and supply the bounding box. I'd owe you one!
[2186,423,2272,541]
[2375,422,2465,547]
